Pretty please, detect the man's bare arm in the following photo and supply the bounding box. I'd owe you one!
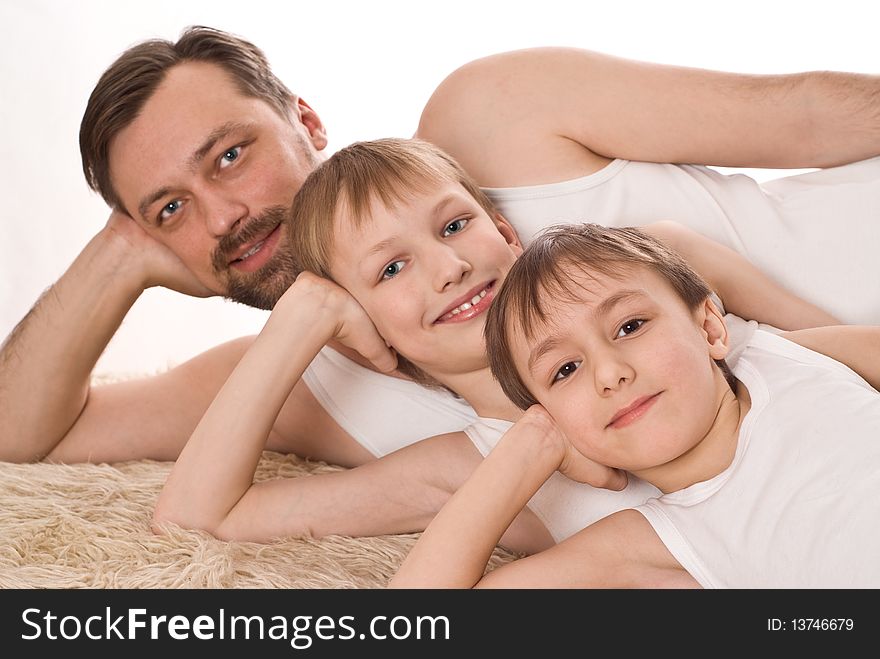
[418,48,880,187]
[782,326,880,390]
[0,212,215,463]
[644,221,840,330]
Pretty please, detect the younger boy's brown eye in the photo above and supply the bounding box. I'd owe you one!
[553,361,580,383]
[617,319,645,338]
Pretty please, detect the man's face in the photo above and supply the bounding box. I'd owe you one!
[108,61,326,309]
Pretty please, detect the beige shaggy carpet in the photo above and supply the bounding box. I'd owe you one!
[0,451,518,589]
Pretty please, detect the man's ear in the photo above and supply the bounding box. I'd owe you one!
[493,212,523,255]
[293,96,329,151]
[698,297,730,360]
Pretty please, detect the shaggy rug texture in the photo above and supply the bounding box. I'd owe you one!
[0,451,519,589]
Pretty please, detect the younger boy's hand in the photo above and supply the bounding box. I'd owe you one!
[522,405,628,491]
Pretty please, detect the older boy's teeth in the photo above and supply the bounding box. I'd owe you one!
[441,288,489,320]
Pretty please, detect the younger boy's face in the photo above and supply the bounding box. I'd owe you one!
[510,265,730,473]
[329,180,522,379]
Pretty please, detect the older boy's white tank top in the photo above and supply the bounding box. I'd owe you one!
[484,157,880,325]
[635,330,880,588]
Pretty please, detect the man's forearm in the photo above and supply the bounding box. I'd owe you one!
[0,230,145,462]
[806,71,880,167]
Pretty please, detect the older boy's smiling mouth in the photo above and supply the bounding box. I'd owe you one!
[434,281,496,324]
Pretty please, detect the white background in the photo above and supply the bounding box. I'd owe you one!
[0,0,875,376]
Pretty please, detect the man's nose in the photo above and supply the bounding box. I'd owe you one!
[203,192,249,237]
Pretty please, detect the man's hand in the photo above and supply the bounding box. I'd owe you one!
[102,211,214,297]
[519,405,628,491]
[271,271,398,374]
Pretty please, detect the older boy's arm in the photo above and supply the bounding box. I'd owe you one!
[418,48,880,186]
[644,221,840,330]
[782,326,880,390]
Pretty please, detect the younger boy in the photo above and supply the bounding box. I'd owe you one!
[390,223,880,588]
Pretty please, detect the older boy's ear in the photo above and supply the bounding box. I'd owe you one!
[699,297,730,360]
[493,212,523,253]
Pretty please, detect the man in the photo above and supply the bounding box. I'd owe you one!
[1,26,878,467]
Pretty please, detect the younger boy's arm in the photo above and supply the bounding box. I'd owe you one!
[782,326,880,390]
[389,407,627,588]
[644,221,840,330]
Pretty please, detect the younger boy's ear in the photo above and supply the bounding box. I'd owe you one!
[493,212,523,254]
[698,297,730,360]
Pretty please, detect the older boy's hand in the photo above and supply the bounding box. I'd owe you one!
[275,272,398,373]
[523,405,628,491]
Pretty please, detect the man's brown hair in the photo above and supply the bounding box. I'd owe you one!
[484,223,735,409]
[80,26,294,212]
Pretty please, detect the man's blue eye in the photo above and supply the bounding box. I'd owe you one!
[442,219,468,236]
[159,200,182,223]
[221,146,240,166]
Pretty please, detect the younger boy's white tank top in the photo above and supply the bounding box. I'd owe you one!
[484,157,880,325]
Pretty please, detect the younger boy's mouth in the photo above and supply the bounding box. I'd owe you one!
[434,281,496,324]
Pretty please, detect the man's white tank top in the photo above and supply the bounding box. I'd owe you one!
[302,158,878,457]
[636,330,880,588]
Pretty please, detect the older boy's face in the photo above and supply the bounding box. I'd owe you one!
[512,266,729,472]
[330,180,522,379]
[108,61,327,309]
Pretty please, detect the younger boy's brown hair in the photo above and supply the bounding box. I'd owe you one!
[484,223,735,409]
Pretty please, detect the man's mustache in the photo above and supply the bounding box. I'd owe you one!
[211,205,289,274]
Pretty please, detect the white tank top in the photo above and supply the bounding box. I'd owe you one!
[636,330,880,588]
[485,157,880,325]
[301,346,478,457]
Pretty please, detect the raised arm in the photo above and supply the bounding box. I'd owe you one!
[0,211,213,463]
[417,47,880,186]
[782,326,880,390]
[152,274,552,551]
[643,220,840,330]
[389,407,632,588]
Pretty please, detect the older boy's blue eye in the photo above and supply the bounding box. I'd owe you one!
[442,218,469,236]
[382,260,405,280]
[617,319,645,338]
[553,361,581,383]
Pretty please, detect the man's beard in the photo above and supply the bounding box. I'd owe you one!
[212,205,298,310]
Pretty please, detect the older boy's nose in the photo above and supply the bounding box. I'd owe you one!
[433,246,472,291]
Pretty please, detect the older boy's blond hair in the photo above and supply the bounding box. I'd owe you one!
[288,137,498,389]
[484,223,735,410]
[289,137,497,279]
